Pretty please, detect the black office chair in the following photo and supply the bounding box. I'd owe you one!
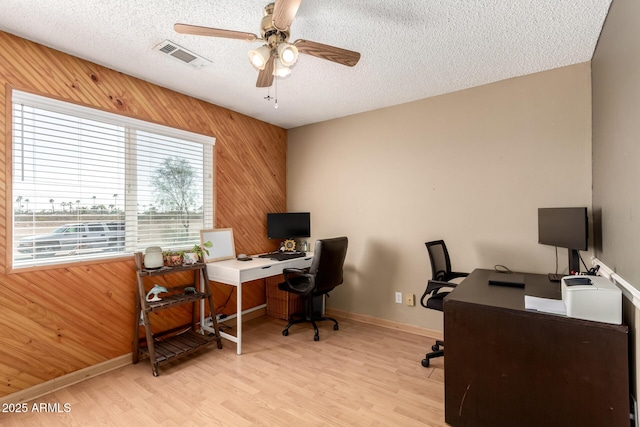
[420,240,468,367]
[278,236,348,341]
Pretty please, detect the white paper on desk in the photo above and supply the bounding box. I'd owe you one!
[524,295,567,315]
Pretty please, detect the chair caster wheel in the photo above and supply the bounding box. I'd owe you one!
[314,335,319,341]
[333,324,339,331]
[432,344,440,351]
[282,330,289,336]
[421,359,430,368]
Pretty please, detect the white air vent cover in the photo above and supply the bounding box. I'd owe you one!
[154,40,211,69]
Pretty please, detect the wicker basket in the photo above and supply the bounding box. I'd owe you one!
[266,276,304,320]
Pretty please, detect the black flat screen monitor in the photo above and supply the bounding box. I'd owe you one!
[538,207,588,273]
[267,212,310,239]
[538,207,588,250]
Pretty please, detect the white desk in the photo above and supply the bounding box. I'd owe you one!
[202,253,313,354]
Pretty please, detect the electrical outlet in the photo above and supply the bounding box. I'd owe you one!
[406,294,415,306]
[395,292,402,304]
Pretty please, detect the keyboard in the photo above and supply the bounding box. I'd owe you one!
[258,251,307,261]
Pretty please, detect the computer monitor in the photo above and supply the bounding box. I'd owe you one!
[538,207,588,273]
[267,212,310,239]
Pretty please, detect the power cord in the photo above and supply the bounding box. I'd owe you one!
[496,250,598,277]
[494,264,512,274]
[209,288,234,332]
[585,264,600,276]
[577,253,600,275]
[215,287,235,316]
[553,248,597,275]
[579,252,589,272]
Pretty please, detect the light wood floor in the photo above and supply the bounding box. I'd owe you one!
[1,316,446,426]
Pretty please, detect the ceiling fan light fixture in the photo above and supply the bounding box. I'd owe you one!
[176,1,362,90]
[277,43,298,67]
[248,45,271,70]
[273,63,291,78]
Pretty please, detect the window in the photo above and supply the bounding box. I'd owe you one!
[11,91,214,268]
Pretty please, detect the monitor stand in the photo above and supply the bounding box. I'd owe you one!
[568,249,580,275]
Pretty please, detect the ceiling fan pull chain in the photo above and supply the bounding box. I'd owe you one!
[274,66,279,109]
[264,86,273,102]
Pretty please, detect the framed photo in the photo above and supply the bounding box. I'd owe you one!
[200,228,235,262]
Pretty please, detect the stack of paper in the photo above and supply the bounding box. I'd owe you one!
[524,295,567,315]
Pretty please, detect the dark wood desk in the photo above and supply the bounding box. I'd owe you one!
[444,269,629,427]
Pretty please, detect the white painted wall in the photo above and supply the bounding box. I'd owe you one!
[287,63,592,332]
[592,0,640,410]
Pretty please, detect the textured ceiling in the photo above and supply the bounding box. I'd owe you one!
[1,0,611,129]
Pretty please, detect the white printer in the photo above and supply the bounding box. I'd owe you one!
[561,275,622,325]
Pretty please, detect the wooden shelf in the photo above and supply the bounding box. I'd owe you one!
[144,292,210,313]
[133,252,222,376]
[139,330,219,365]
[138,262,207,277]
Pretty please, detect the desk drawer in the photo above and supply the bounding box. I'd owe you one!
[240,264,282,282]
[239,257,312,283]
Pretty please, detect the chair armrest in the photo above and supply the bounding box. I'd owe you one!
[426,279,457,294]
[281,268,315,295]
[283,268,313,283]
[283,268,308,277]
[449,271,469,280]
[420,280,457,308]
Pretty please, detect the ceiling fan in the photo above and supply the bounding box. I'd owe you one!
[174,0,361,88]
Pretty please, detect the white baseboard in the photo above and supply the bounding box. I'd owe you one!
[0,353,132,405]
[326,308,443,340]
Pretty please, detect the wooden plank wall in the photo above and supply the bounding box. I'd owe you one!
[0,31,286,397]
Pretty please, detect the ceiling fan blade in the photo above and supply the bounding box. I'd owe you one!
[174,23,259,41]
[293,39,361,67]
[256,55,275,87]
[272,0,303,32]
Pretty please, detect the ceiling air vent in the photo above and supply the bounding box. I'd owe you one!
[154,40,211,69]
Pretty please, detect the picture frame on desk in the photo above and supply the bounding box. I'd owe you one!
[200,228,235,262]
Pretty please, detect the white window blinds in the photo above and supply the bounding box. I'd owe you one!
[11,91,214,268]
